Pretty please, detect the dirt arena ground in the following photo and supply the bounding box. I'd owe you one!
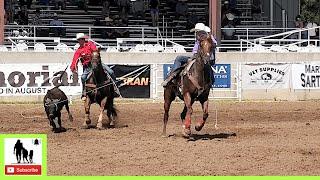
[1,100,320,175]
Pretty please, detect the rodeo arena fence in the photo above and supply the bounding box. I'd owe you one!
[1,26,320,102]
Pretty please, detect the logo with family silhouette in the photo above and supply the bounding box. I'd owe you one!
[4,138,43,176]
[13,139,39,164]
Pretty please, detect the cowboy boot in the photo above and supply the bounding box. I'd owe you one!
[162,70,179,87]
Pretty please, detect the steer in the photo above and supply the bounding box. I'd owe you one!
[44,86,73,133]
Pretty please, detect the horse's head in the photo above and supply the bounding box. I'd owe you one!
[198,33,214,64]
[90,50,102,70]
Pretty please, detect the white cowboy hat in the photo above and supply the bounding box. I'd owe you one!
[204,26,211,33]
[226,13,235,20]
[104,16,113,22]
[76,33,88,40]
[190,23,206,32]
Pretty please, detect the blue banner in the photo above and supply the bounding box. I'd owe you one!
[212,64,231,88]
[163,64,231,88]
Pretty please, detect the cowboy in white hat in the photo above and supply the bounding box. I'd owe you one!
[162,23,217,87]
[70,33,119,100]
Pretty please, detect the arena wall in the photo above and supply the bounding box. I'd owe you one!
[0,52,320,102]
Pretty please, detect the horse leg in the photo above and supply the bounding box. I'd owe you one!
[82,97,91,129]
[195,98,209,131]
[106,97,116,128]
[162,86,176,137]
[65,103,73,122]
[180,100,194,122]
[97,97,107,130]
[182,92,192,137]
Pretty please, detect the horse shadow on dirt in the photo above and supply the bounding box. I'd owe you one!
[187,132,237,142]
[83,124,129,129]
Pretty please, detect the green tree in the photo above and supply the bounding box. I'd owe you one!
[301,0,320,23]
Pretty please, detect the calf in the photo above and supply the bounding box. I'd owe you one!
[44,86,73,133]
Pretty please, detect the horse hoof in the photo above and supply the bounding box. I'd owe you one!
[96,123,103,130]
[81,124,90,129]
[195,119,205,131]
[60,127,67,132]
[182,126,191,138]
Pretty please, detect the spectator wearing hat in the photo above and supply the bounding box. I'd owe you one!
[49,13,65,37]
[70,33,118,99]
[222,12,236,40]
[162,23,217,87]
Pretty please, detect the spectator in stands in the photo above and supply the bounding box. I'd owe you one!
[78,0,89,11]
[295,15,304,29]
[102,0,112,21]
[149,0,160,27]
[54,0,66,10]
[295,15,307,39]
[32,9,48,37]
[14,6,28,25]
[175,0,188,20]
[222,17,236,40]
[104,18,116,38]
[49,13,65,37]
[114,19,129,38]
[251,0,262,21]
[132,0,145,19]
[306,18,318,43]
[32,9,42,26]
[118,0,130,23]
[162,23,217,87]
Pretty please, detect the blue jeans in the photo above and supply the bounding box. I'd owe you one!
[81,63,115,85]
[172,55,190,71]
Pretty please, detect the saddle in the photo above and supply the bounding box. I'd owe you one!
[172,59,207,98]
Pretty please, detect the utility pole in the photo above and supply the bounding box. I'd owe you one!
[210,0,221,45]
[0,0,4,45]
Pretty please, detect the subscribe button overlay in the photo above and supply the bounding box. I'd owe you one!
[5,165,41,175]
[2,135,46,176]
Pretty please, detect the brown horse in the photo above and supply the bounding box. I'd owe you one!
[163,34,215,137]
[83,50,117,129]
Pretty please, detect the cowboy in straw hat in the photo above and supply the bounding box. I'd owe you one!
[161,23,217,87]
[70,33,119,100]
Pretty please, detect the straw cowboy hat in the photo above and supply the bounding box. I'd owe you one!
[76,33,89,40]
[190,23,206,32]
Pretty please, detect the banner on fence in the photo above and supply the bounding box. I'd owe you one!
[0,64,151,98]
[163,64,231,88]
[292,63,320,89]
[113,65,150,98]
[242,63,290,89]
[0,63,81,96]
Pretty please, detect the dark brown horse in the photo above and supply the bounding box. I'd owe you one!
[83,50,117,129]
[163,34,214,137]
